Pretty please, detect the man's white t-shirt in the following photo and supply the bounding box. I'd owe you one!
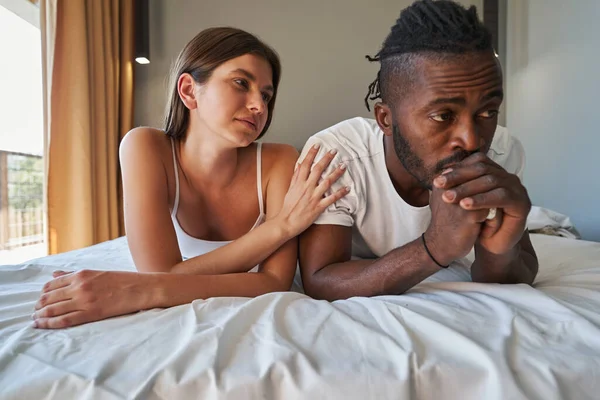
[300,117,526,260]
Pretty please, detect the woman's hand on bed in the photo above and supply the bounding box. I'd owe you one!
[276,144,349,237]
[33,270,153,329]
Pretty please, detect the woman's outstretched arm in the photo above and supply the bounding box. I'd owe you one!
[32,268,292,329]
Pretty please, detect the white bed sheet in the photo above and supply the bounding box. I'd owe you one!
[1,234,600,400]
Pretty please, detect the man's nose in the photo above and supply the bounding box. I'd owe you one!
[451,118,484,152]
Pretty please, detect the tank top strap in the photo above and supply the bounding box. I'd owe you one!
[170,137,180,217]
[256,143,264,216]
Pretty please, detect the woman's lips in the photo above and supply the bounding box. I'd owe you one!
[236,118,256,131]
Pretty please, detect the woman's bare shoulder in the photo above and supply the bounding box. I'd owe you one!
[119,127,172,164]
[260,142,299,172]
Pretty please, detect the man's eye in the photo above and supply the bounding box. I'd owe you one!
[479,110,500,119]
[431,112,453,122]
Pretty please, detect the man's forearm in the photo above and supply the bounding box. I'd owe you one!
[471,242,538,285]
[305,238,443,301]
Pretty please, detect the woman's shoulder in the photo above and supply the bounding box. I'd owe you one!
[120,126,170,150]
[258,143,299,189]
[119,126,172,164]
[260,142,299,170]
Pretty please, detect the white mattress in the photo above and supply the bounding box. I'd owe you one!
[1,234,600,399]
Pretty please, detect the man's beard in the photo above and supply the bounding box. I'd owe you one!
[391,123,476,190]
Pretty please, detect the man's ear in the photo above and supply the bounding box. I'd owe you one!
[374,102,393,136]
[177,73,198,110]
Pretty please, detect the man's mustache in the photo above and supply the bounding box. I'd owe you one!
[434,149,481,173]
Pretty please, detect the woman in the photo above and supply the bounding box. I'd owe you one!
[33,27,348,329]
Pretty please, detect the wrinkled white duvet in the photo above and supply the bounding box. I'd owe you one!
[1,234,599,400]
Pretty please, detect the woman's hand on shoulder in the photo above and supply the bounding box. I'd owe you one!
[264,142,348,238]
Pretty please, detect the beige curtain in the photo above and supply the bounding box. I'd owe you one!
[41,0,134,254]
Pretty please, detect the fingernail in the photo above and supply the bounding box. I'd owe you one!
[434,176,446,186]
[329,149,338,155]
[444,190,456,201]
[313,143,320,150]
[345,186,351,192]
[461,198,473,207]
[442,168,453,175]
[31,313,35,320]
[339,162,346,170]
[33,320,38,328]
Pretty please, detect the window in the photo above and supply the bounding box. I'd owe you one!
[0,0,46,264]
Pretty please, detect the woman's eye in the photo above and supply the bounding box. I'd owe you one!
[479,110,500,119]
[431,112,453,122]
[234,79,248,88]
[262,93,271,102]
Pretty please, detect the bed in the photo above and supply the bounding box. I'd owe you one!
[1,232,600,399]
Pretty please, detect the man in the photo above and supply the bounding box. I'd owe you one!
[298,0,538,300]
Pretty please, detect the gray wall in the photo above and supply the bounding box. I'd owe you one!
[505,0,600,241]
[134,0,481,151]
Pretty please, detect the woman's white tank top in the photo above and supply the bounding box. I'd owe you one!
[169,138,266,271]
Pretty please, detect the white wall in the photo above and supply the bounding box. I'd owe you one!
[505,0,600,241]
[0,0,39,28]
[134,0,481,151]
